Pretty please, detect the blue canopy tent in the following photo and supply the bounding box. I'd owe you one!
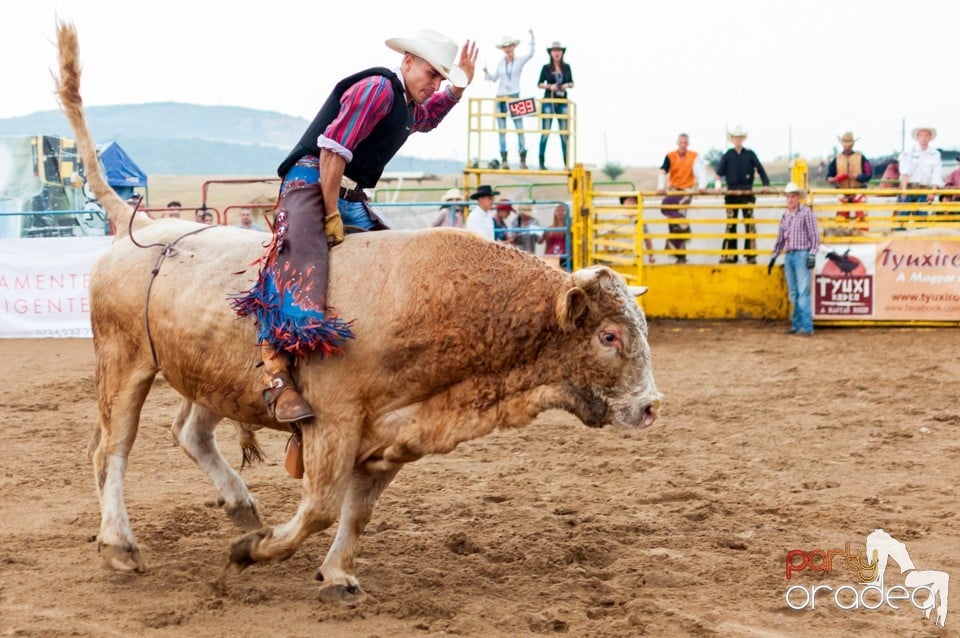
[98,141,148,200]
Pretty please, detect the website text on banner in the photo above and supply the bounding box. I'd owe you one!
[0,237,112,338]
[814,239,960,321]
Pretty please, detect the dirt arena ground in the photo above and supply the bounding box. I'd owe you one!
[2,320,958,637]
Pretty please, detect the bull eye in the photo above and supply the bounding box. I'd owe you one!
[599,330,621,350]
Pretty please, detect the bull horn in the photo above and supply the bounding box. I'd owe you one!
[626,286,648,297]
[571,265,617,289]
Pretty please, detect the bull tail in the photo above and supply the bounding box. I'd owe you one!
[54,20,147,239]
[234,423,265,469]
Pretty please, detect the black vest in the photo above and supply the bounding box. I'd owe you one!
[277,67,411,188]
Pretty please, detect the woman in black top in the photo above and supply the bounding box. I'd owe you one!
[537,41,574,170]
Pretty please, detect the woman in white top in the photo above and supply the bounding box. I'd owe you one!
[483,30,535,169]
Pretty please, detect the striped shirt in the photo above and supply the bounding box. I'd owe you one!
[318,73,458,163]
[771,204,820,258]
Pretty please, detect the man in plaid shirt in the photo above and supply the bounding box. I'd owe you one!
[768,182,821,336]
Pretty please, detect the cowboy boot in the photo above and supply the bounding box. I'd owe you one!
[519,150,528,170]
[539,154,546,170]
[260,343,314,423]
[500,151,509,170]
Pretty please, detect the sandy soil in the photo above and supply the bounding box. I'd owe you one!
[2,320,958,637]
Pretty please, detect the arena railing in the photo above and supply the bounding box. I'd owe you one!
[582,186,960,282]
[464,96,577,175]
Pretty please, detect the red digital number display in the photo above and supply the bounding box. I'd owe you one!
[507,98,537,118]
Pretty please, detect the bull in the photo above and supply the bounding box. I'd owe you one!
[55,22,661,599]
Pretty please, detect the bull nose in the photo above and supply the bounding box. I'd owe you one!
[618,395,660,429]
[641,398,661,429]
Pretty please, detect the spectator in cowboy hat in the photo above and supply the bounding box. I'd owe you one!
[714,125,771,264]
[432,187,466,227]
[769,182,820,336]
[465,184,499,240]
[827,131,872,228]
[537,41,574,169]
[898,126,943,210]
[232,29,479,424]
[512,204,542,253]
[483,30,536,170]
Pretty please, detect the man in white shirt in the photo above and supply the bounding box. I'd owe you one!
[899,126,944,199]
[897,126,943,224]
[483,30,535,169]
[466,185,499,241]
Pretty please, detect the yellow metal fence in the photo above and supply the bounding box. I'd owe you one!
[581,185,960,287]
[465,96,577,174]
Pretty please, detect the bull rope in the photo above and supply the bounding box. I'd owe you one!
[125,198,215,367]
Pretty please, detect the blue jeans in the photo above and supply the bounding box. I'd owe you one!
[784,250,813,333]
[340,199,382,229]
[539,101,569,163]
[281,158,384,231]
[496,94,525,154]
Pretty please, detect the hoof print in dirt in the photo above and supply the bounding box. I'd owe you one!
[317,582,368,606]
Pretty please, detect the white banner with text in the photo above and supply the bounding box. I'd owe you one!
[0,237,112,338]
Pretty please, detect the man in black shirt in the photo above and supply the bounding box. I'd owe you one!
[714,126,770,264]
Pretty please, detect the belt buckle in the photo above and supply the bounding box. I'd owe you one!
[340,176,358,191]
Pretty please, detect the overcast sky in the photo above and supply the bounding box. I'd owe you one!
[2,0,957,168]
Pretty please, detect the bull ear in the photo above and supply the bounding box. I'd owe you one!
[556,286,588,331]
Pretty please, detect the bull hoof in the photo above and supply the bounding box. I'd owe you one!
[99,542,145,573]
[225,502,263,531]
[229,528,270,571]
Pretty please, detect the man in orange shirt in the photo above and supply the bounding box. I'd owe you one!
[656,133,708,263]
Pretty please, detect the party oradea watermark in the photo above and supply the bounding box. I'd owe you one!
[784,528,948,628]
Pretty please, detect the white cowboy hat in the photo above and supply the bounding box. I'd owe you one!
[440,187,463,202]
[386,29,468,88]
[837,131,858,144]
[911,126,937,141]
[546,41,566,54]
[727,125,747,141]
[495,35,520,49]
[784,182,805,195]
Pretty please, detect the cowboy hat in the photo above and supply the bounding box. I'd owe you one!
[496,199,516,213]
[784,182,805,195]
[470,184,500,199]
[386,29,468,88]
[546,41,566,54]
[495,35,520,49]
[727,125,747,141]
[837,131,858,144]
[911,126,937,141]
[440,187,463,202]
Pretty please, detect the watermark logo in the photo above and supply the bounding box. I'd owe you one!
[784,528,949,628]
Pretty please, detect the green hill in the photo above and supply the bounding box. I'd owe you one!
[0,103,464,175]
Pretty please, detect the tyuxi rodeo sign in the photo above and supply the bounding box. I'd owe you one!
[813,238,960,321]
